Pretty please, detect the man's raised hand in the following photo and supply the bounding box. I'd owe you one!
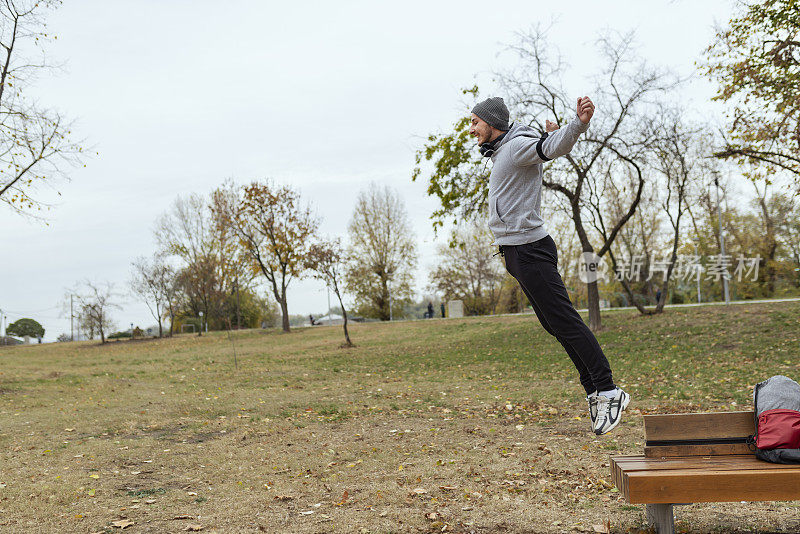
[545,119,559,133]
[577,96,595,124]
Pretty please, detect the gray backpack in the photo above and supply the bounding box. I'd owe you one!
[751,375,800,464]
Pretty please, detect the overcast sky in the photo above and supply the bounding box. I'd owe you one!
[0,0,733,341]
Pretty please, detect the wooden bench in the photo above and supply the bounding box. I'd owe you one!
[611,411,800,533]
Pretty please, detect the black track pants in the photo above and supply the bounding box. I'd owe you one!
[501,234,615,394]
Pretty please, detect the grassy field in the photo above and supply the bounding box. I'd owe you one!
[1,301,799,533]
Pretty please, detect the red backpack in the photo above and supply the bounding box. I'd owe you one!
[751,375,800,464]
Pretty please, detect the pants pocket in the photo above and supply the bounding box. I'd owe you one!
[518,238,556,265]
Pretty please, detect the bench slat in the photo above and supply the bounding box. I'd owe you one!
[644,411,754,442]
[613,455,800,472]
[624,468,800,504]
[644,442,752,458]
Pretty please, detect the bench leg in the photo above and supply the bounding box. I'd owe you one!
[646,504,674,534]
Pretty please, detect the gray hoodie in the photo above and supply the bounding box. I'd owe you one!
[487,115,589,246]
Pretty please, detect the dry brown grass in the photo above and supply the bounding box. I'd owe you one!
[1,302,799,533]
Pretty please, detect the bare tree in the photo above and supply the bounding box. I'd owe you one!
[156,193,251,333]
[130,254,178,337]
[608,112,707,314]
[345,183,417,321]
[73,305,95,340]
[212,180,318,333]
[746,178,796,296]
[495,28,677,330]
[0,0,85,217]
[72,280,119,344]
[305,238,353,347]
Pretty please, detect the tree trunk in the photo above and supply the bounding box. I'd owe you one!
[265,270,287,331]
[586,279,602,331]
[380,276,390,321]
[758,195,777,296]
[793,251,800,288]
[279,297,290,333]
[577,232,604,331]
[158,320,163,338]
[619,278,648,314]
[766,244,777,296]
[656,282,669,311]
[336,290,353,347]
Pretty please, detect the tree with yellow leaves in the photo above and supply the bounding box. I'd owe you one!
[213,180,319,333]
[702,0,800,193]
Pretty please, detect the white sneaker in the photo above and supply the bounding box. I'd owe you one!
[594,388,630,435]
[586,392,599,432]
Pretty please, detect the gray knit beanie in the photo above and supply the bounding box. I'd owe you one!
[471,97,510,131]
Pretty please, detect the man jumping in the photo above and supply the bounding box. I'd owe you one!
[469,96,629,435]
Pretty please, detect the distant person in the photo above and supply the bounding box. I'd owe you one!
[470,95,629,435]
[440,302,446,318]
[655,288,662,304]
[309,314,316,326]
[427,301,434,319]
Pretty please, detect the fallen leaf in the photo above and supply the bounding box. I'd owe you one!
[172,515,194,520]
[439,485,457,491]
[410,487,428,495]
[299,510,314,516]
[592,522,610,534]
[111,519,134,529]
[184,524,203,532]
[274,495,294,501]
